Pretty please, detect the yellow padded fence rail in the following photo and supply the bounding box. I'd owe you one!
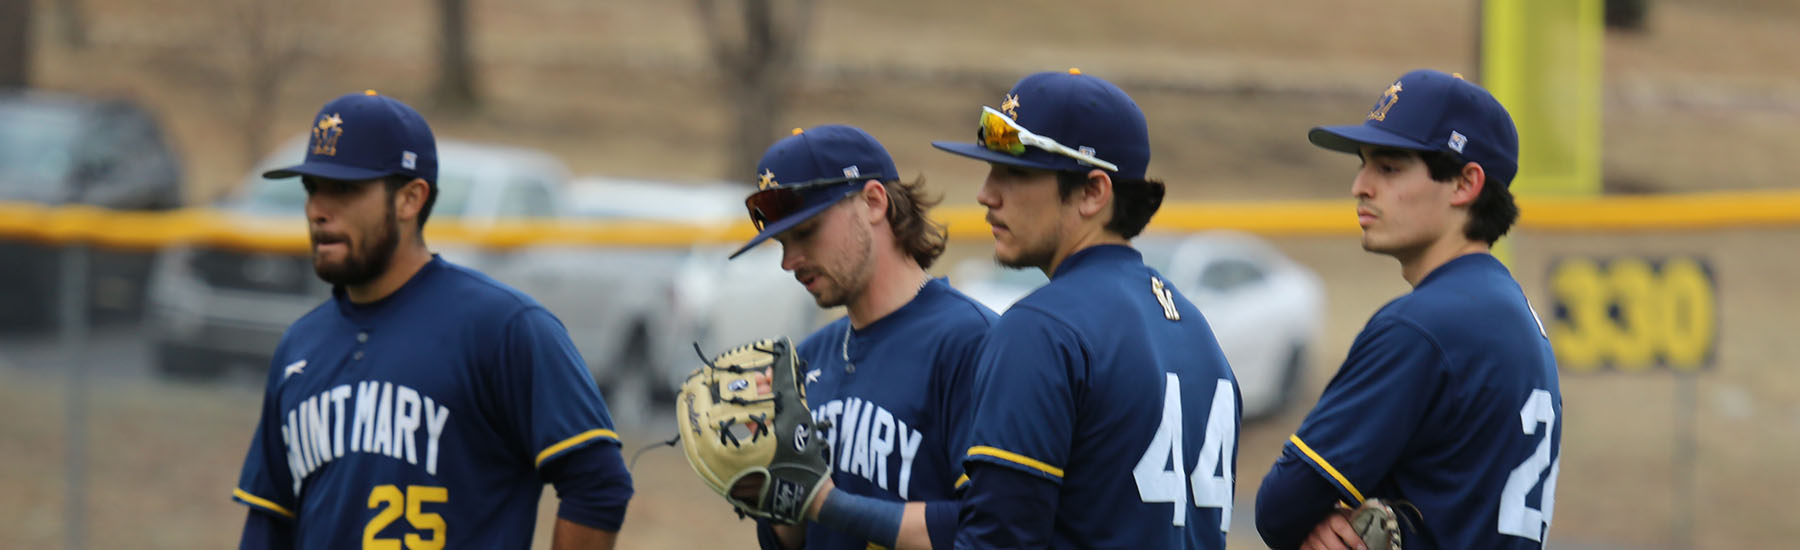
[4,190,1800,251]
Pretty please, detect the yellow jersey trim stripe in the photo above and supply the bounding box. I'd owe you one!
[233,488,295,519]
[536,429,621,467]
[955,473,970,489]
[967,446,1064,479]
[1289,434,1366,503]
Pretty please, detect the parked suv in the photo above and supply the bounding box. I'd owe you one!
[146,136,571,378]
[0,91,184,331]
[146,140,816,428]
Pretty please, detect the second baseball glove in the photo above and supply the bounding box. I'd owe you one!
[1348,497,1403,550]
[675,337,831,524]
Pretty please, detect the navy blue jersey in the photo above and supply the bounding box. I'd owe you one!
[1275,253,1563,549]
[789,278,997,549]
[232,256,624,548]
[961,245,1240,549]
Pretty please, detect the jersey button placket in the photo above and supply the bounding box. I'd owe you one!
[354,330,369,360]
[840,326,856,374]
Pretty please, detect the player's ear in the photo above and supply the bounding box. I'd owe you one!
[394,178,429,222]
[1450,162,1485,208]
[1075,169,1113,219]
[858,179,889,225]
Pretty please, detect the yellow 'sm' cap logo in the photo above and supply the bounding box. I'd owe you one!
[758,169,778,190]
[312,113,345,156]
[999,94,1021,118]
[1368,82,1402,122]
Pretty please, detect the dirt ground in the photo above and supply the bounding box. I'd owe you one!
[8,0,1800,547]
[5,229,1798,549]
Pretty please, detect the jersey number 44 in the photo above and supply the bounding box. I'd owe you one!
[1133,374,1237,532]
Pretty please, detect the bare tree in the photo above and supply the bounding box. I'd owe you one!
[234,0,309,167]
[0,0,30,87]
[1605,0,1650,31]
[53,0,89,49]
[694,0,815,182]
[433,0,480,112]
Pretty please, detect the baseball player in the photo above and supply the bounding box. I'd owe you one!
[231,91,633,548]
[932,69,1240,549]
[726,125,998,549]
[1254,69,1564,550]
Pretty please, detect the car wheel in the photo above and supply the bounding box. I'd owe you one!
[155,342,228,381]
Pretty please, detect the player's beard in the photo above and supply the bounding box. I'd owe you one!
[995,230,1059,272]
[805,223,875,309]
[311,202,401,287]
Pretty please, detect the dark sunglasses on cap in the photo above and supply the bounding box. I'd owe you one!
[744,176,875,232]
[977,106,1119,172]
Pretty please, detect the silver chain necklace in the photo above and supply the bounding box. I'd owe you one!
[841,275,932,373]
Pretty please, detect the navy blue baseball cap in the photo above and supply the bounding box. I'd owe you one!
[263,90,439,185]
[729,125,899,260]
[933,68,1151,180]
[1309,69,1520,186]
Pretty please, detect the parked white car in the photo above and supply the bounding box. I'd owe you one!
[565,177,822,410]
[950,231,1325,420]
[148,137,569,367]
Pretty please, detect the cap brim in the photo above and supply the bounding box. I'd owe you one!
[1308,124,1436,155]
[726,185,859,260]
[262,161,393,181]
[931,141,1065,172]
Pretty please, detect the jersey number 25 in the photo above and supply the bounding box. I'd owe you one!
[1133,374,1237,531]
[366,484,447,549]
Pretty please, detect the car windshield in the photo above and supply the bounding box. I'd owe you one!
[0,108,82,196]
[237,172,473,218]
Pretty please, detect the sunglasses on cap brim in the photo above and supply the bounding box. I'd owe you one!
[977,106,1119,172]
[744,176,879,232]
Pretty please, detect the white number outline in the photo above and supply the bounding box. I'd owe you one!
[1134,374,1236,530]
[1498,389,1560,542]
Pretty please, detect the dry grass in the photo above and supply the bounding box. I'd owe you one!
[25,0,1800,202]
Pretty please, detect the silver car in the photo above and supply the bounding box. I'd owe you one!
[146,137,577,380]
[563,177,822,420]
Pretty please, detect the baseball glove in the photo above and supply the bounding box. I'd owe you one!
[676,337,831,524]
[1348,498,1403,550]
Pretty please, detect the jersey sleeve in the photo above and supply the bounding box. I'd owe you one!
[935,315,991,491]
[961,306,1083,484]
[1284,317,1447,504]
[498,306,622,468]
[232,355,299,521]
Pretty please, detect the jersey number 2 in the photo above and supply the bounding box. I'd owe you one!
[365,484,448,550]
[1133,374,1236,530]
[1498,389,1560,542]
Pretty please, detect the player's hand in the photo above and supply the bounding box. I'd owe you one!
[770,522,805,550]
[1300,507,1365,550]
[807,477,834,520]
[771,479,832,550]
